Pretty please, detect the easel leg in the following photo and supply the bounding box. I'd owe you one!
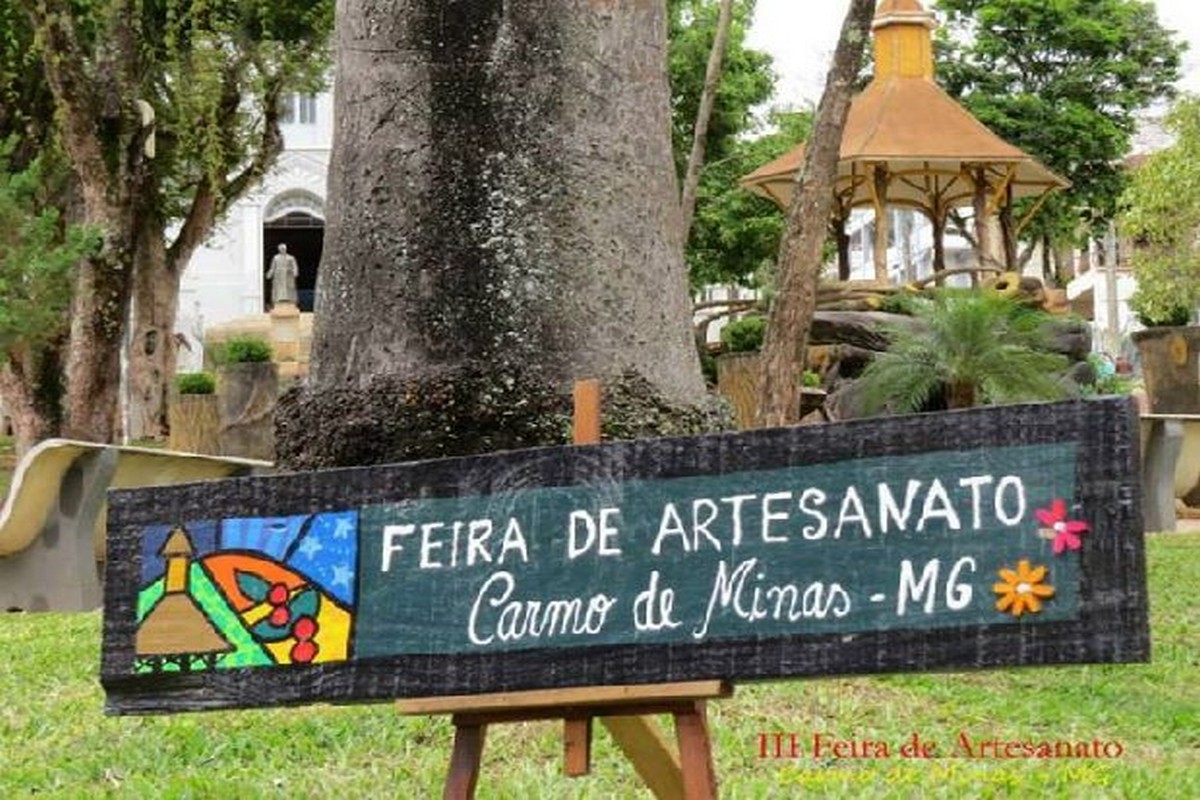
[564,716,593,776]
[675,701,718,800]
[444,719,487,800]
[602,716,685,799]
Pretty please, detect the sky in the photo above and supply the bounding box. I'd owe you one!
[747,0,1200,108]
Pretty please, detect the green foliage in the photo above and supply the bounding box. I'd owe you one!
[935,0,1184,244]
[216,336,272,364]
[668,1,794,288]
[0,141,100,358]
[1083,354,1137,396]
[878,291,927,316]
[698,344,718,386]
[175,371,216,395]
[668,0,776,176]
[858,290,1069,413]
[687,110,812,287]
[720,314,766,352]
[0,0,333,440]
[148,0,335,221]
[1120,96,1200,327]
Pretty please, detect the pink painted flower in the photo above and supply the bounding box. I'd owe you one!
[1036,499,1090,555]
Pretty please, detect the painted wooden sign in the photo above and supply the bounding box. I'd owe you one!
[101,397,1148,714]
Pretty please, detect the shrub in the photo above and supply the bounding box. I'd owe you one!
[175,372,216,395]
[1120,97,1200,326]
[858,290,1068,413]
[720,314,766,353]
[216,335,273,364]
[879,291,928,316]
[1133,301,1192,328]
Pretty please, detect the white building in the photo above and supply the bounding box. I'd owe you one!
[176,91,334,370]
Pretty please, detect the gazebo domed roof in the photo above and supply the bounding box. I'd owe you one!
[740,0,1068,219]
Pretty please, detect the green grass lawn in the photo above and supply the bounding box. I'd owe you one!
[1,534,1198,798]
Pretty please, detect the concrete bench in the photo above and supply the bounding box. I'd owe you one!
[1140,414,1200,532]
[0,440,270,612]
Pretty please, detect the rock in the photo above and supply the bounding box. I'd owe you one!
[824,380,872,421]
[808,344,879,382]
[1057,360,1097,399]
[810,311,926,351]
[1040,318,1092,362]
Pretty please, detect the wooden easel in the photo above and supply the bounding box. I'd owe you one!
[396,380,729,799]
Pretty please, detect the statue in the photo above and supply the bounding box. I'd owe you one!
[266,243,299,306]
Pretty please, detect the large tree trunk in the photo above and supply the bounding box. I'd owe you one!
[280,0,713,469]
[755,0,875,428]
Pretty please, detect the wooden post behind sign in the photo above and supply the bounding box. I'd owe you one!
[397,379,726,799]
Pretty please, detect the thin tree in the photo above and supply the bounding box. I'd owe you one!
[755,0,876,428]
[679,0,735,241]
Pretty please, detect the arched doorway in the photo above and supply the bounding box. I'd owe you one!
[263,191,324,312]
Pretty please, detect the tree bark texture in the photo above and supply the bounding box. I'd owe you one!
[0,350,60,457]
[679,0,735,241]
[754,0,875,429]
[63,245,134,443]
[22,0,148,444]
[282,0,713,468]
[127,209,177,441]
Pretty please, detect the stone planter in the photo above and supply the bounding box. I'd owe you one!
[168,394,221,455]
[217,362,279,460]
[1132,326,1200,414]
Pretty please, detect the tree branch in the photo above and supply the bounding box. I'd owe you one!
[166,59,285,270]
[20,0,108,204]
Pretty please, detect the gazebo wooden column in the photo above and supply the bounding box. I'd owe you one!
[871,162,891,282]
[830,204,852,281]
[971,166,992,274]
[930,210,947,277]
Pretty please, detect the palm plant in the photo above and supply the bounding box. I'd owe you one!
[858,290,1069,414]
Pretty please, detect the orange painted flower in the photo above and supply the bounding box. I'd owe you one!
[993,560,1055,617]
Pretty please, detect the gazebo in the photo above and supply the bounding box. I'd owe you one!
[740,0,1068,281]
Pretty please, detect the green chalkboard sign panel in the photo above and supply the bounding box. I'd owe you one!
[100,397,1147,715]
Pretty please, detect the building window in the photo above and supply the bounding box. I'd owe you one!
[298,94,317,124]
[279,94,317,125]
